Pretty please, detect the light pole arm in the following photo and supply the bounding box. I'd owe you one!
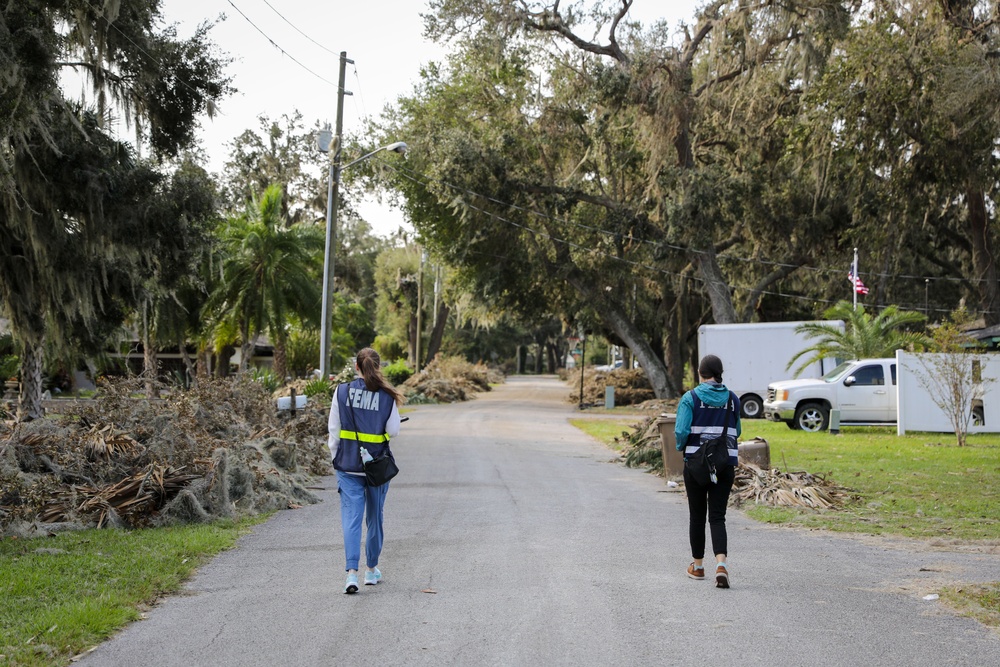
[341,141,408,171]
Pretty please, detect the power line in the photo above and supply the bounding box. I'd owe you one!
[350,65,370,124]
[259,0,340,57]
[223,0,337,88]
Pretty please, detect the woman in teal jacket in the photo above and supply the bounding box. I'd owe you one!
[675,354,741,588]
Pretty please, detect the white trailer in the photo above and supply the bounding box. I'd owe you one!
[697,321,845,419]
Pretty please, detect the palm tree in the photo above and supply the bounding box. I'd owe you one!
[787,301,933,376]
[208,184,322,377]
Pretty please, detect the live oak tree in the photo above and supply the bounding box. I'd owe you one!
[377,0,851,397]
[137,158,220,395]
[0,0,232,419]
[793,0,1000,323]
[221,111,328,226]
[364,0,1000,397]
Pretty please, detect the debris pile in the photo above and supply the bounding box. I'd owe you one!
[567,368,656,407]
[731,464,854,509]
[0,376,331,536]
[617,415,663,469]
[616,418,853,510]
[402,356,503,403]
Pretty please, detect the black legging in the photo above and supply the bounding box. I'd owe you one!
[683,464,736,559]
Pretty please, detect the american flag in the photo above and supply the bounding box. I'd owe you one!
[848,269,869,295]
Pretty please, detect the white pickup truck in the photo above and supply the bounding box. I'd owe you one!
[762,358,897,431]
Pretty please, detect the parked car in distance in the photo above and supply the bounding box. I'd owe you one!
[593,360,624,372]
[763,358,897,432]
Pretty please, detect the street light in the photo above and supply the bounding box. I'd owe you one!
[316,124,407,378]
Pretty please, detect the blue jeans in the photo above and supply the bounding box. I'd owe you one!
[336,471,389,571]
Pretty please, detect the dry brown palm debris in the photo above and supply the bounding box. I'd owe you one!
[39,464,200,528]
[731,463,854,509]
[83,424,143,462]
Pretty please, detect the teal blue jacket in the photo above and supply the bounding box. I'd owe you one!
[675,381,742,453]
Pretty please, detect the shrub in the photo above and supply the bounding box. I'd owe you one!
[249,367,281,394]
[384,359,413,386]
[372,335,404,362]
[304,377,334,400]
[0,355,19,380]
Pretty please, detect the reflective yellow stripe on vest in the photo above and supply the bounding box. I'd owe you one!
[339,430,389,444]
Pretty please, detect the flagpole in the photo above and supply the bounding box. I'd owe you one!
[853,247,859,311]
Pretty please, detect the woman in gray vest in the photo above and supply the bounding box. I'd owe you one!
[674,354,741,588]
[328,347,404,594]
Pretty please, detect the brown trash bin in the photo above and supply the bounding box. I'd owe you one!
[655,413,685,480]
[737,438,770,469]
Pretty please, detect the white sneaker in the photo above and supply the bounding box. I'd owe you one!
[364,568,382,585]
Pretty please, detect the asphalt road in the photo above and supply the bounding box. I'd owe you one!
[78,376,1000,667]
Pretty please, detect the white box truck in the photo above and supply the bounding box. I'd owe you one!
[697,321,846,419]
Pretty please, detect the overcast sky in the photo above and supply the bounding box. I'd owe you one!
[160,0,700,235]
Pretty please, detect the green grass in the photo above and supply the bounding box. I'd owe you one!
[576,417,1000,542]
[742,421,1000,541]
[941,583,1000,629]
[569,418,643,452]
[0,516,268,667]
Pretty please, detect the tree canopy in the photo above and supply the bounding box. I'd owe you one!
[368,0,1000,397]
[0,0,232,418]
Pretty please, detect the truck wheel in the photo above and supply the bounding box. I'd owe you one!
[973,406,985,427]
[740,395,763,419]
[795,403,829,432]
[785,420,798,430]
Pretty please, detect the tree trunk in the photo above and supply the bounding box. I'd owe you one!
[215,345,235,377]
[272,336,288,381]
[179,339,197,388]
[695,246,738,324]
[567,275,675,398]
[546,342,558,373]
[967,188,1000,327]
[17,340,45,422]
[408,313,418,367]
[196,346,210,378]
[238,320,255,374]
[141,302,159,397]
[142,329,159,399]
[658,277,691,397]
[425,302,450,365]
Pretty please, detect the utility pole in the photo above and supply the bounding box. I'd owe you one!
[415,249,425,372]
[319,51,353,378]
[432,263,441,329]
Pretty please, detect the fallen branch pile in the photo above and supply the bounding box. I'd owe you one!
[39,464,201,528]
[403,356,503,403]
[567,368,656,407]
[731,463,854,509]
[1,376,332,536]
[615,418,854,510]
